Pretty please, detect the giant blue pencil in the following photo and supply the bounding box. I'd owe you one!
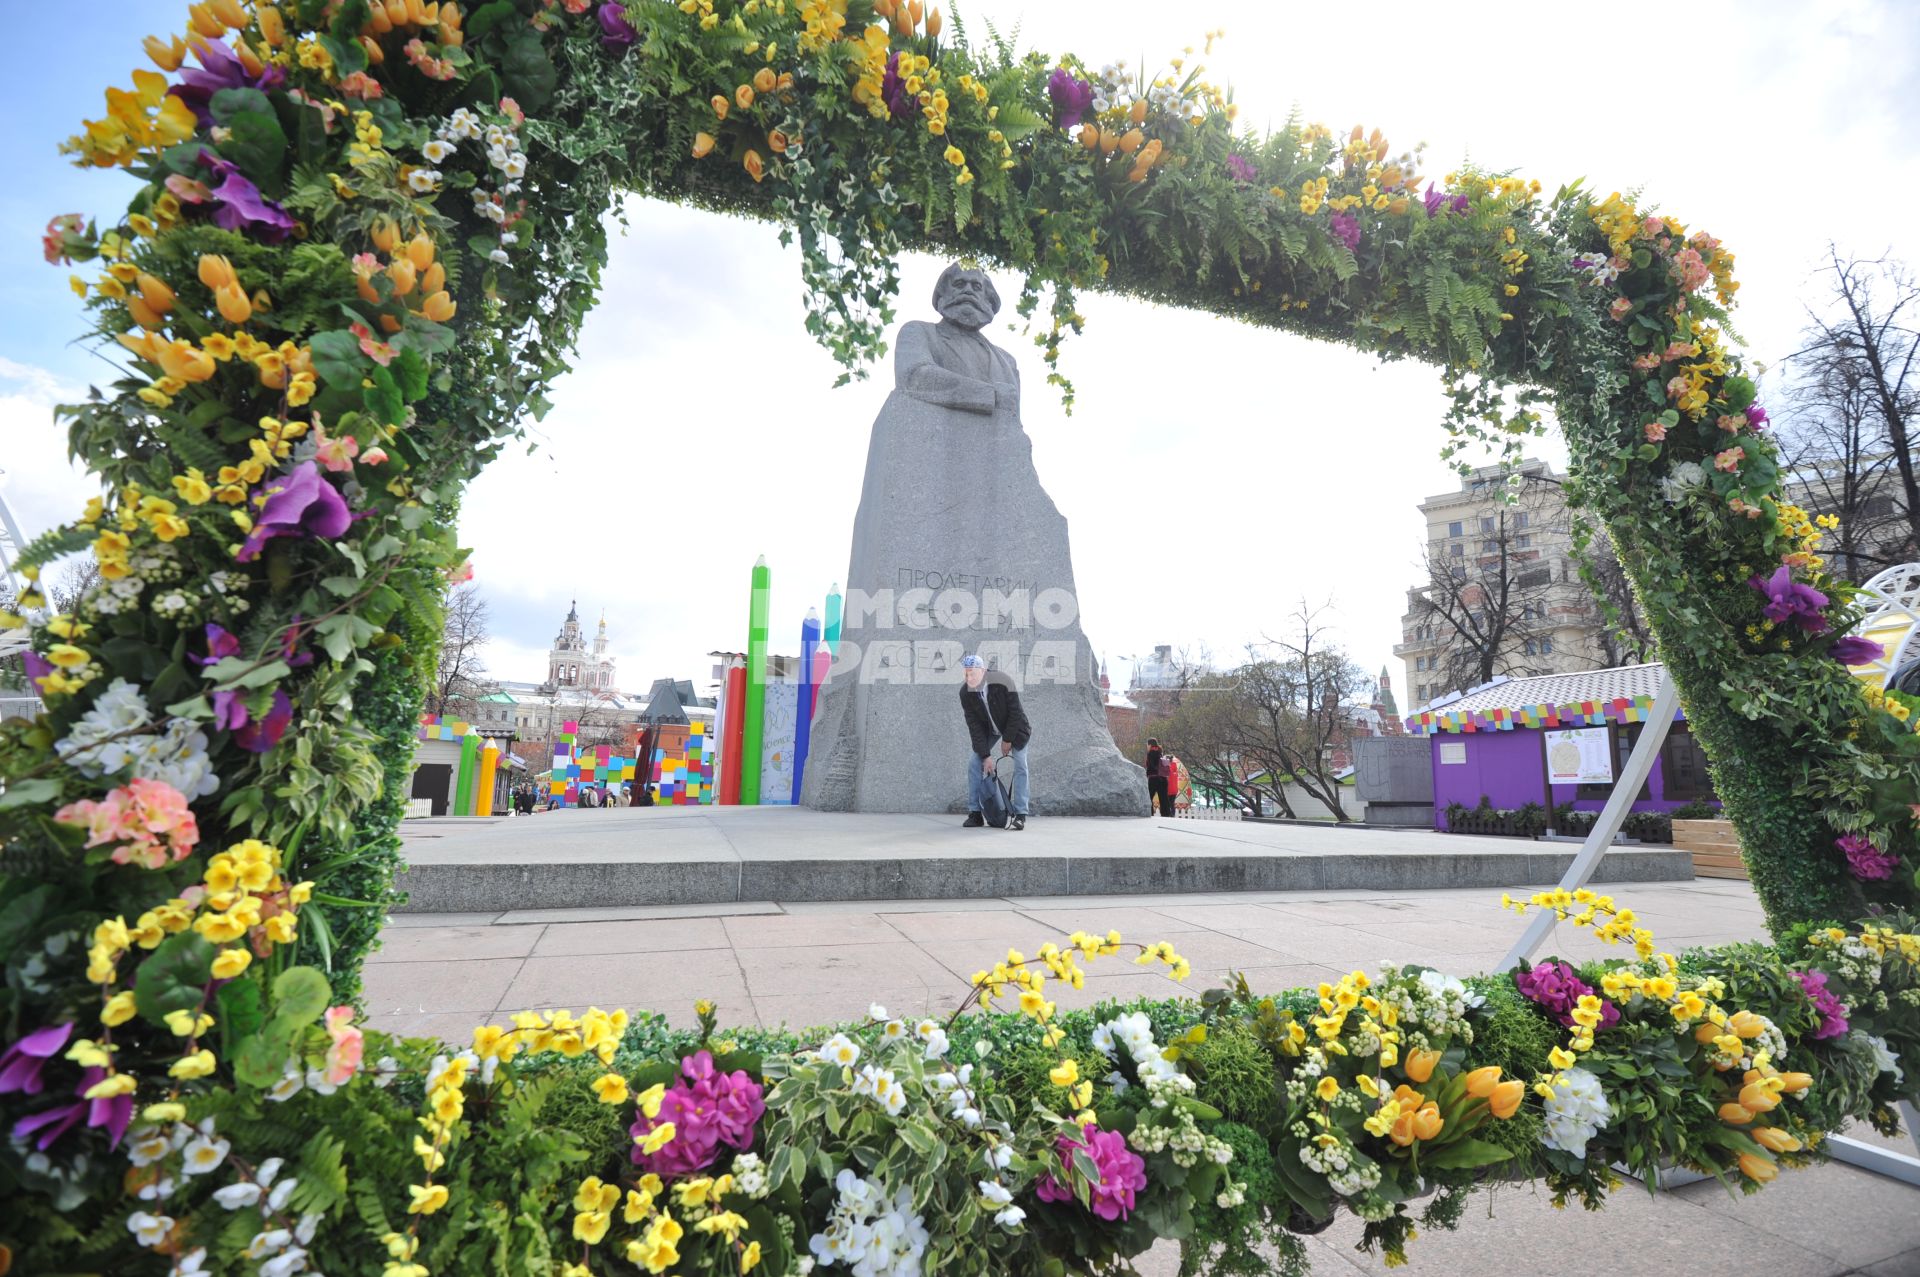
[792,608,821,804]
[739,556,769,806]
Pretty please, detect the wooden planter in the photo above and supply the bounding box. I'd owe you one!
[1673,818,1747,880]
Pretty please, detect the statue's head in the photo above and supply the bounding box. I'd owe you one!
[933,263,999,331]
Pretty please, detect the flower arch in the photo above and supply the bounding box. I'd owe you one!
[4,1,1919,1272]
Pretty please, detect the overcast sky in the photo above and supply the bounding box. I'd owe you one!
[4,1,1916,698]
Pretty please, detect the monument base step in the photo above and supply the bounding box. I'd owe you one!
[392,807,1693,914]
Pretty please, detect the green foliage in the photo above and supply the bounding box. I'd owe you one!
[1187,1021,1282,1135]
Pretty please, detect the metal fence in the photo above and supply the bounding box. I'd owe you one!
[0,695,43,723]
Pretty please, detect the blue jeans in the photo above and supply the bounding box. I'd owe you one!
[969,745,1029,816]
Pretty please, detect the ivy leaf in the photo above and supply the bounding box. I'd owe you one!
[363,364,404,427]
[464,0,518,40]
[135,932,217,1025]
[0,779,59,812]
[1420,1137,1512,1170]
[501,32,557,111]
[234,1017,300,1089]
[309,330,367,391]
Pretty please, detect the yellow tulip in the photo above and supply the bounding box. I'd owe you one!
[710,94,729,120]
[1117,128,1144,155]
[1736,1152,1778,1183]
[367,0,393,32]
[197,253,237,291]
[754,67,776,94]
[1130,98,1147,125]
[210,0,247,25]
[127,295,165,331]
[735,84,755,110]
[420,291,457,322]
[692,131,716,159]
[1488,1079,1525,1119]
[1463,1066,1501,1098]
[388,258,418,297]
[1080,126,1101,151]
[925,6,941,37]
[136,272,175,312]
[216,281,252,325]
[187,2,227,37]
[258,7,287,46]
[144,34,189,70]
[422,262,446,294]
[743,150,764,183]
[1738,1083,1779,1114]
[406,232,436,271]
[1729,1010,1767,1040]
[1718,1101,1754,1125]
[1753,1127,1801,1153]
[1404,1048,1440,1084]
[370,217,400,254]
[361,34,386,63]
[1410,1104,1443,1141]
[768,129,789,154]
[235,39,266,77]
[1777,1071,1812,1094]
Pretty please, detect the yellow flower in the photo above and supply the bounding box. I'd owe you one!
[1548,1046,1576,1070]
[944,145,965,166]
[573,1210,612,1245]
[172,468,213,505]
[742,1241,762,1273]
[45,644,91,669]
[101,991,138,1026]
[635,1081,667,1119]
[143,1101,186,1122]
[170,1048,217,1079]
[624,1187,656,1223]
[1049,1059,1078,1087]
[591,1073,629,1105]
[637,1121,677,1155]
[408,1183,450,1215]
[1315,1075,1339,1101]
[84,1072,137,1100]
[211,948,251,979]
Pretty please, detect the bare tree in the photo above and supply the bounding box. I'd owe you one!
[1152,670,1291,817]
[1778,248,1920,580]
[1571,519,1656,668]
[1414,489,1562,693]
[1232,603,1371,822]
[428,583,498,718]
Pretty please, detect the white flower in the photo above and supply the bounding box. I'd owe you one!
[129,719,220,799]
[881,1020,906,1040]
[921,1029,949,1061]
[1540,1067,1612,1159]
[974,1039,992,1059]
[256,1157,285,1187]
[489,248,510,264]
[407,169,442,193]
[305,1066,338,1097]
[977,1179,1012,1206]
[295,1213,322,1245]
[180,1134,231,1176]
[173,1248,208,1274]
[422,139,454,163]
[213,1182,263,1210]
[267,1066,305,1103]
[869,1003,889,1022]
[137,1175,177,1201]
[499,151,527,179]
[820,1033,860,1067]
[128,1127,173,1167]
[994,1205,1026,1229]
[268,1177,299,1212]
[989,1144,1012,1170]
[1860,1031,1903,1083]
[446,107,481,139]
[956,1106,982,1128]
[129,1212,174,1247]
[260,1246,308,1277]
[55,678,153,774]
[731,1151,769,1199]
[245,1228,292,1259]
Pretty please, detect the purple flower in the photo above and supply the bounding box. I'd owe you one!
[211,688,250,733]
[1837,832,1900,882]
[1035,1124,1148,1222]
[233,689,293,753]
[597,1,638,49]
[170,38,285,127]
[11,1066,132,1151]
[881,51,917,122]
[1748,565,1829,634]
[1328,212,1361,253]
[196,148,297,244]
[630,1049,765,1177]
[1513,960,1621,1030]
[21,649,52,685]
[0,1023,74,1096]
[236,461,353,563]
[1795,969,1850,1039]
[194,622,242,668]
[1421,184,1469,217]
[281,618,315,669]
[1225,153,1257,184]
[1047,67,1095,129]
[1829,635,1885,666]
[1745,402,1769,431]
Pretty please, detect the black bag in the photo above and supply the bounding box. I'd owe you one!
[981,755,1013,828]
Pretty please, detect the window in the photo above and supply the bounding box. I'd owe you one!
[1575,724,1654,801]
[1517,567,1552,588]
[1517,534,1532,549]
[1540,638,1553,655]
[1480,516,1496,534]
[1515,512,1530,530]
[1447,521,1463,538]
[1450,543,1464,559]
[1661,723,1718,800]
[1482,539,1498,553]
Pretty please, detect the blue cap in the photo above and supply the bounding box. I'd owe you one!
[960,655,986,669]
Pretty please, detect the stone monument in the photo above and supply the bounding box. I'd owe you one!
[800,264,1145,815]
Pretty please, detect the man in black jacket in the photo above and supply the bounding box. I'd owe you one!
[959,654,1032,829]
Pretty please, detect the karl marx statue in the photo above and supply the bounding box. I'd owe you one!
[797,261,1146,816]
[894,263,1021,418]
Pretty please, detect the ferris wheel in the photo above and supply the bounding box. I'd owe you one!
[1852,562,1920,692]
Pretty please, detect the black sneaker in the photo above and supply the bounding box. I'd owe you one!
[1008,815,1026,831]
[962,812,985,828]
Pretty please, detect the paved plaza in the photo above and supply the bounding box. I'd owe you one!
[365,875,1920,1275]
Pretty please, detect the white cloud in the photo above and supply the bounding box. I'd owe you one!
[0,357,99,554]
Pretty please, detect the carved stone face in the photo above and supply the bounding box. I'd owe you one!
[934,267,998,331]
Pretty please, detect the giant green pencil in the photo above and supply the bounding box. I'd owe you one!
[454,730,479,816]
[739,555,770,805]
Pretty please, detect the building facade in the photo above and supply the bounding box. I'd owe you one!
[1395,459,1612,710]
[549,601,619,690]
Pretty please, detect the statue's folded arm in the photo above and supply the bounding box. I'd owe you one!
[894,321,996,415]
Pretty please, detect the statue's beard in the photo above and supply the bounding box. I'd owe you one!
[939,298,992,329]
